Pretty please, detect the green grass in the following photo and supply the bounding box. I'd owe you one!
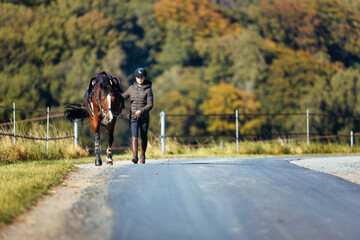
[0,159,77,227]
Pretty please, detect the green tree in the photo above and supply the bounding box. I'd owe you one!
[230,27,267,92]
[58,48,99,105]
[23,8,70,66]
[151,66,208,137]
[0,3,35,71]
[2,0,55,7]
[97,0,162,76]
[0,64,47,122]
[314,0,360,65]
[157,22,196,69]
[65,9,119,53]
[195,28,266,91]
[257,42,342,133]
[312,66,360,134]
[195,34,235,85]
[100,46,127,85]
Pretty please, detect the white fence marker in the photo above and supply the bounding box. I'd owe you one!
[307,109,309,146]
[74,119,79,147]
[13,102,16,144]
[160,111,166,155]
[236,109,239,152]
[47,107,49,154]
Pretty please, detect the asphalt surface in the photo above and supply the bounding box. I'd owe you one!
[108,157,360,240]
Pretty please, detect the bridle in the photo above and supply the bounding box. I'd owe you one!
[96,82,122,124]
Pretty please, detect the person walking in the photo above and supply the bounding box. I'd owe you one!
[122,68,153,164]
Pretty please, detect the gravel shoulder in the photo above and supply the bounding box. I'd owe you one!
[290,155,360,185]
[0,160,131,240]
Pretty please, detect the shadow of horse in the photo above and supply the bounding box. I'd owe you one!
[65,71,124,166]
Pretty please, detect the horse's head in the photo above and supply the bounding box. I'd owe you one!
[97,71,123,124]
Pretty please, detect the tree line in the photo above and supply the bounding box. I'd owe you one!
[1,0,360,146]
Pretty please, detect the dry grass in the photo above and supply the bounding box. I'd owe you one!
[143,138,360,158]
[0,124,88,163]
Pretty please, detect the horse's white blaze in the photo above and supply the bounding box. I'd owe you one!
[107,94,113,121]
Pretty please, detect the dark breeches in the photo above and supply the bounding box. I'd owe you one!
[130,118,149,140]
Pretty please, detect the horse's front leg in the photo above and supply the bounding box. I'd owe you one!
[106,119,116,165]
[91,116,102,166]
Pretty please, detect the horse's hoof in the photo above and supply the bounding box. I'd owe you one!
[95,158,102,166]
[140,156,145,164]
[106,158,113,165]
[132,156,138,164]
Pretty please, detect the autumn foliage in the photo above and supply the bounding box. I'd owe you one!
[201,83,263,135]
[256,0,360,62]
[154,0,241,40]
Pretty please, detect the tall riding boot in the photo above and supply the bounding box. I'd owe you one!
[131,136,138,164]
[140,138,147,164]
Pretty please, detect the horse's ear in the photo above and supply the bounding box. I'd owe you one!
[91,77,97,86]
[112,77,122,90]
[88,77,98,92]
[112,77,119,86]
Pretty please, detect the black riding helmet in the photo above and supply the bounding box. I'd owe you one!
[134,67,147,78]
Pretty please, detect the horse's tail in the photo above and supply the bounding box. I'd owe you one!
[64,103,89,123]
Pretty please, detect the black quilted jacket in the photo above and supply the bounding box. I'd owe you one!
[122,80,153,119]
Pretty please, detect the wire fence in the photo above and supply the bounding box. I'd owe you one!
[0,104,73,148]
[0,132,73,141]
[0,105,63,114]
[159,110,360,153]
[164,111,360,139]
[0,113,65,127]
[2,104,360,155]
[0,103,129,154]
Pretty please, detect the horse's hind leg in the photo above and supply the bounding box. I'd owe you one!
[106,120,116,165]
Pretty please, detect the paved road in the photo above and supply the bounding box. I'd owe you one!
[108,157,360,240]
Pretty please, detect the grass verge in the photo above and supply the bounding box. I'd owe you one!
[0,124,89,227]
[0,159,79,228]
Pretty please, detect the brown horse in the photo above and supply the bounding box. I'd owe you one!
[65,71,124,166]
